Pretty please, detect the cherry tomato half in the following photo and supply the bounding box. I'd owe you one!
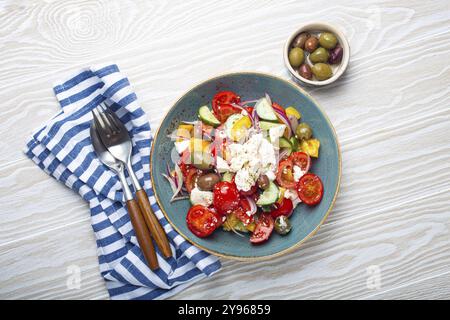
[233,197,254,225]
[270,198,294,218]
[297,173,324,206]
[185,168,203,193]
[276,158,297,189]
[212,181,240,215]
[290,151,311,173]
[212,91,241,123]
[250,213,274,244]
[186,205,221,238]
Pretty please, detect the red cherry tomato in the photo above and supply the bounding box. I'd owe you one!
[212,181,240,215]
[233,197,254,225]
[276,158,297,189]
[186,205,221,238]
[270,198,294,218]
[212,91,241,123]
[290,152,311,173]
[250,213,274,244]
[185,168,202,193]
[297,173,324,206]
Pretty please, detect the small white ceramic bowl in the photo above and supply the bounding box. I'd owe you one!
[284,22,350,86]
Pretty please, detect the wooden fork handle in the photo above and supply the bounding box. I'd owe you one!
[126,199,159,270]
[136,189,173,258]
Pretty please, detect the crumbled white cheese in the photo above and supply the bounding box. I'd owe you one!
[216,156,230,173]
[265,170,276,181]
[293,165,305,182]
[190,187,213,207]
[234,169,253,193]
[227,133,277,191]
[269,124,286,146]
[284,189,302,207]
[174,140,190,154]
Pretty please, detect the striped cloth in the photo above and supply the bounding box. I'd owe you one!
[24,64,221,300]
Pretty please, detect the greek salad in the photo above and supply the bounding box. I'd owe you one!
[163,90,323,244]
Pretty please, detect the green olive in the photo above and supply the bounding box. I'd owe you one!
[310,47,329,63]
[274,216,292,235]
[319,32,338,49]
[295,122,313,140]
[311,63,333,81]
[288,48,304,67]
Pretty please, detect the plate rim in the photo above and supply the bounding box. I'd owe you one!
[150,71,342,261]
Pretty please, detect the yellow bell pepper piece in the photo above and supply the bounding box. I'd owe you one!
[190,138,210,153]
[278,187,286,204]
[286,107,301,120]
[300,139,320,158]
[230,116,252,141]
[176,124,193,142]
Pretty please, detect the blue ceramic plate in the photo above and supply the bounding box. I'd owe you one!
[150,72,341,261]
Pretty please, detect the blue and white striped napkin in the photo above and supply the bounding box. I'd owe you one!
[24,64,221,300]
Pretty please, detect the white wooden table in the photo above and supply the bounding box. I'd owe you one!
[1,0,449,300]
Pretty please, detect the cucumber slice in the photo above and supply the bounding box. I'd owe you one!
[255,97,278,121]
[198,105,220,127]
[279,137,292,154]
[261,205,273,212]
[222,172,234,182]
[259,121,283,131]
[256,181,279,206]
[289,136,299,152]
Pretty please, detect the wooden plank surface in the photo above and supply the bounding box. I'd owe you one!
[0,0,449,299]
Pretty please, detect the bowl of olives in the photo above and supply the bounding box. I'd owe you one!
[284,22,350,86]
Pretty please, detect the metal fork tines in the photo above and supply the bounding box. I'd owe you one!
[92,103,123,141]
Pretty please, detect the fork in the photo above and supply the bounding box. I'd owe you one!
[92,103,173,259]
[90,121,159,270]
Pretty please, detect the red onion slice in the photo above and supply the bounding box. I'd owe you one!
[251,108,260,130]
[278,148,291,164]
[245,196,257,215]
[170,195,190,203]
[273,108,293,138]
[181,120,198,125]
[287,114,299,132]
[230,103,245,111]
[239,99,258,106]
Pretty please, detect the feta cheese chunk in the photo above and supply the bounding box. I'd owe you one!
[227,133,277,191]
[293,165,305,182]
[265,170,276,181]
[269,124,286,145]
[190,187,213,207]
[284,188,301,207]
[216,156,230,173]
